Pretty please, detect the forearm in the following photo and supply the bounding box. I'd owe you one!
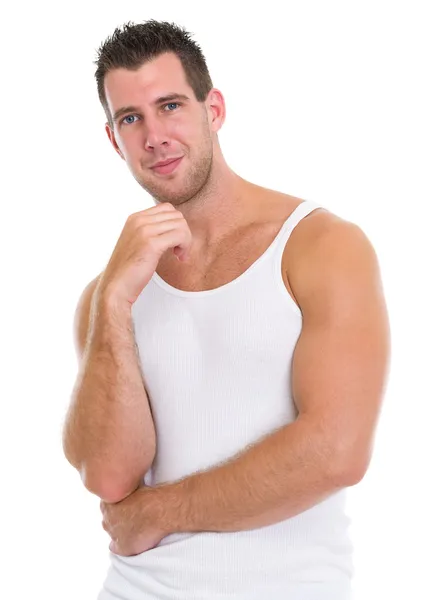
[163,416,357,533]
[63,290,156,497]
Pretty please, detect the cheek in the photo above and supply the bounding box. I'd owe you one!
[113,129,131,153]
[172,115,198,138]
[168,121,186,143]
[118,131,146,162]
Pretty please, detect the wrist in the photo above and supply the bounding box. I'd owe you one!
[156,479,190,535]
[90,284,132,327]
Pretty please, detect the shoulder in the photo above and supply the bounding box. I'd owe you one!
[285,205,384,318]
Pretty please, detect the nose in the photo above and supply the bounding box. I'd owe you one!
[144,115,170,150]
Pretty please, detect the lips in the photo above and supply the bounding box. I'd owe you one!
[152,157,181,168]
[151,156,183,175]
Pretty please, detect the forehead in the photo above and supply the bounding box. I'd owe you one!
[104,52,192,111]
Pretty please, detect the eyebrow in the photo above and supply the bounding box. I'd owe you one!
[112,93,190,123]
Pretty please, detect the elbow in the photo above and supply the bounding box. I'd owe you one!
[334,461,367,487]
[331,446,370,487]
[81,467,145,503]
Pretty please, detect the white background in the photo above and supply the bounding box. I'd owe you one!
[1,1,437,599]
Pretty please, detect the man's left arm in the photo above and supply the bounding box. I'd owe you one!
[158,220,391,535]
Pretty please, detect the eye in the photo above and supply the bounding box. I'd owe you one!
[163,102,181,112]
[121,114,139,125]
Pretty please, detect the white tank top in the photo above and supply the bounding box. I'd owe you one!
[98,200,354,600]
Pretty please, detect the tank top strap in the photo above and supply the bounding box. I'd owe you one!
[273,200,325,258]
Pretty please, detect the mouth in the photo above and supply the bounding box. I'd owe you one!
[151,156,183,175]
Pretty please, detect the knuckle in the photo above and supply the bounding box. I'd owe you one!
[144,239,159,256]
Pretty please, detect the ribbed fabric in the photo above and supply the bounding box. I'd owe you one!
[97,200,354,600]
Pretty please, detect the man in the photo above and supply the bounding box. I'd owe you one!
[62,19,391,600]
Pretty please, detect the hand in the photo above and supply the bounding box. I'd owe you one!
[100,484,170,556]
[98,202,193,307]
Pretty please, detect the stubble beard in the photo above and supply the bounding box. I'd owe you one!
[134,135,214,208]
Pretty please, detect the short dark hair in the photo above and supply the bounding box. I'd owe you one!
[94,19,214,129]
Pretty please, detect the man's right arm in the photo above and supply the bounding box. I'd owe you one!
[62,274,157,503]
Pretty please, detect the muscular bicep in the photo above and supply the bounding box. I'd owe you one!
[290,221,391,474]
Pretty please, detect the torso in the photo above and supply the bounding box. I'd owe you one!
[155,189,337,305]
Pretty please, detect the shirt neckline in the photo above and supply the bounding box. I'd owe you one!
[151,200,313,298]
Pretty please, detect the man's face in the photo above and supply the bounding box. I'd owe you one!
[104,52,218,206]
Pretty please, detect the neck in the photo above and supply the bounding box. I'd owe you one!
[174,154,260,251]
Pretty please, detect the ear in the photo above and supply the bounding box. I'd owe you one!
[206,88,226,133]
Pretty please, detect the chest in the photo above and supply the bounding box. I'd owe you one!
[155,221,297,301]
